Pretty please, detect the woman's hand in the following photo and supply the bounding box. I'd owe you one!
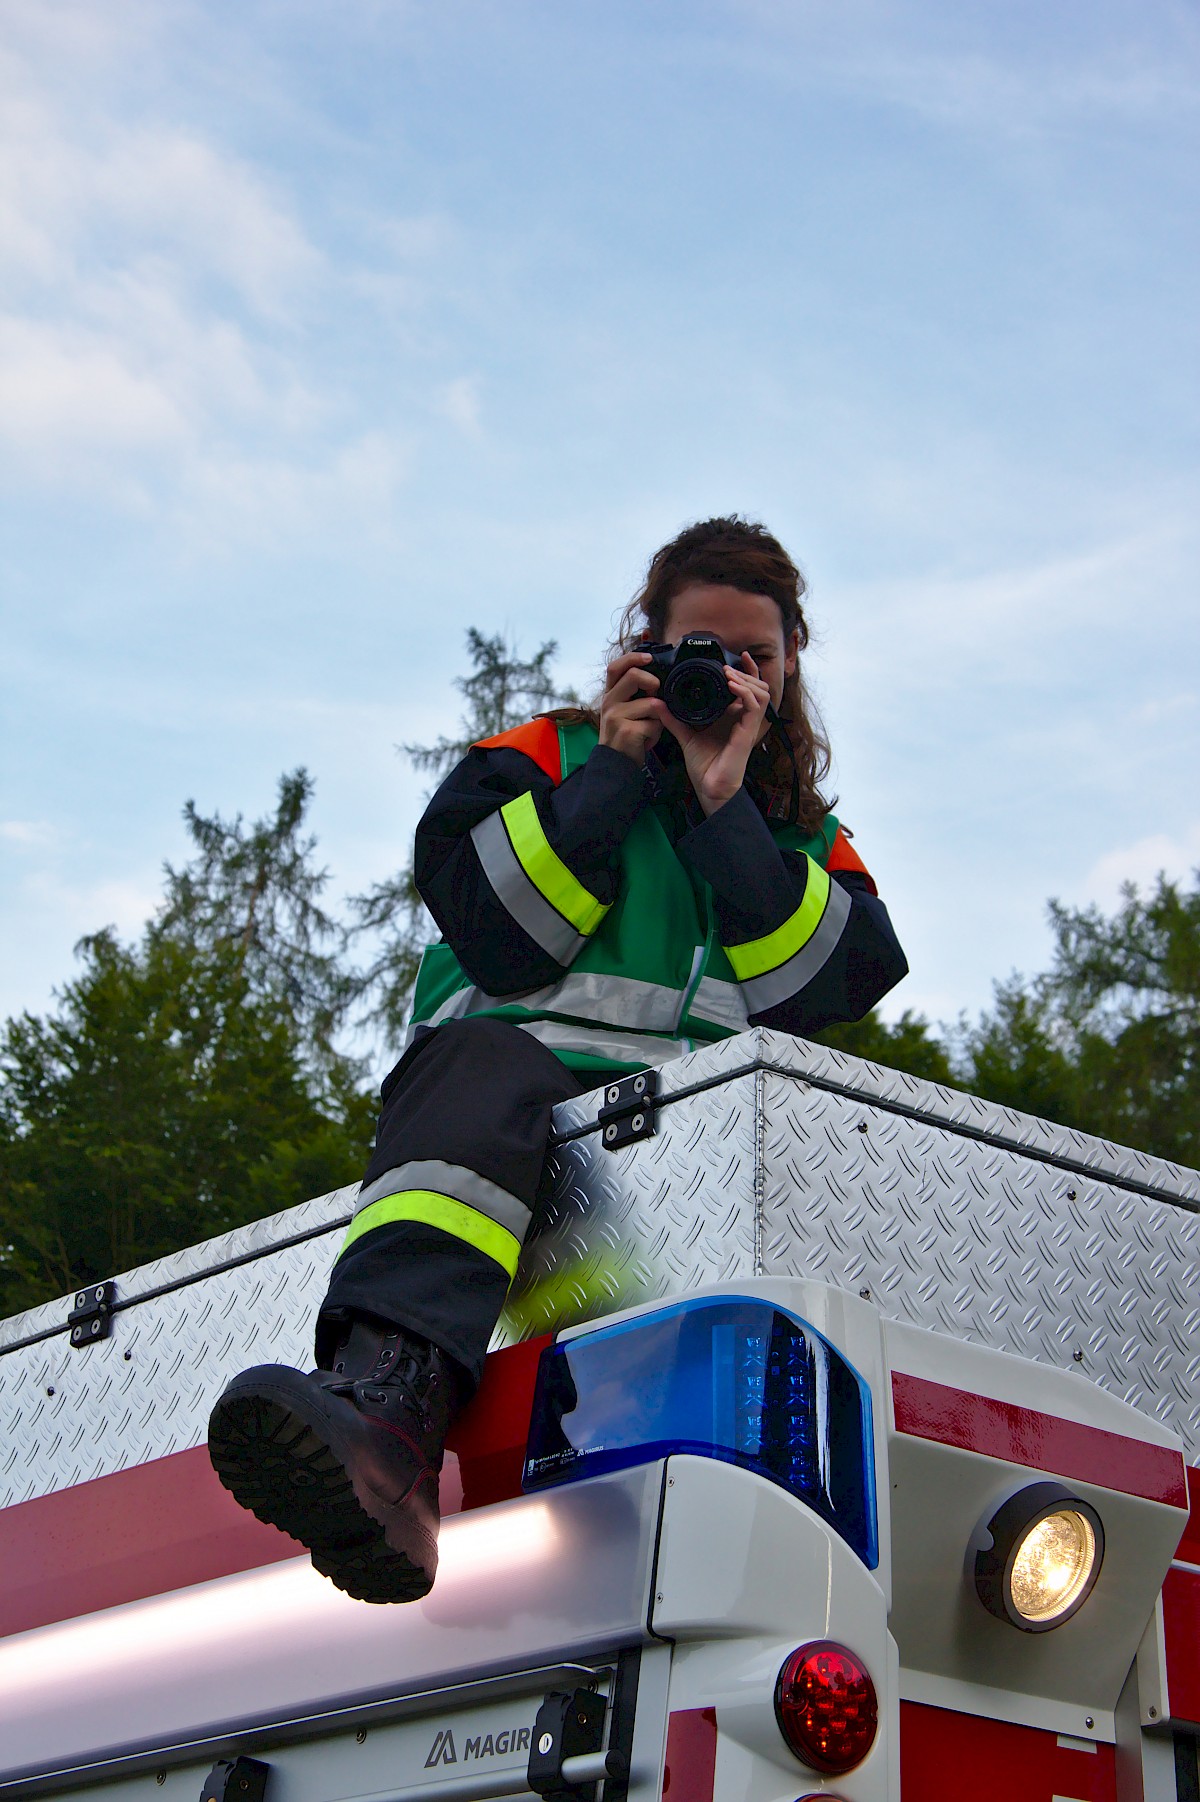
[665,654,771,815]
[598,651,666,765]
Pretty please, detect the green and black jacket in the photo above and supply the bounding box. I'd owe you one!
[409,717,907,1077]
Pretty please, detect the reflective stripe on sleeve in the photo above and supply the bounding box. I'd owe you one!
[724,857,855,1012]
[470,796,610,966]
[499,792,609,935]
[339,1188,523,1277]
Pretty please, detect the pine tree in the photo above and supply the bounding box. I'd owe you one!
[349,630,573,1039]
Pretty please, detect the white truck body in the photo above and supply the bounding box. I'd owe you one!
[2,1028,1198,1801]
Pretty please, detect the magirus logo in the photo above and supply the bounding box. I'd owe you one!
[423,1723,534,1767]
[424,1729,458,1767]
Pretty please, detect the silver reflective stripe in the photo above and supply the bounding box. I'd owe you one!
[738,877,852,1014]
[515,1020,692,1064]
[471,810,587,966]
[414,970,685,1034]
[688,974,750,1031]
[355,1159,532,1240]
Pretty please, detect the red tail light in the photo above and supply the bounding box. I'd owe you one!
[774,1640,878,1774]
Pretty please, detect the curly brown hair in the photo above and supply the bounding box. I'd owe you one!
[550,516,832,832]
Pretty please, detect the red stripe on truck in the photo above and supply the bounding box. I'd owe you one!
[661,1707,717,1800]
[891,1371,1188,1507]
[1163,1565,1200,1725]
[0,1335,548,1639]
[900,1702,1116,1801]
[1175,1465,1200,1567]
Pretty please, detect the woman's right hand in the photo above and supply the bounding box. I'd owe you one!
[598,650,665,765]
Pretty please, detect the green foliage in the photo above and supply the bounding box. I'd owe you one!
[812,1009,956,1086]
[349,630,574,1039]
[0,780,374,1317]
[962,874,1200,1166]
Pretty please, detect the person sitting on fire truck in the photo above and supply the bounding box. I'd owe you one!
[208,516,908,1604]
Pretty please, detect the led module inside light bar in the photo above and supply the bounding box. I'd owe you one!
[522,1295,878,1568]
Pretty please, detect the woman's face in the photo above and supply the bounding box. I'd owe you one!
[663,582,798,717]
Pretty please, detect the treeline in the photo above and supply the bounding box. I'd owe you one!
[2,635,1196,1316]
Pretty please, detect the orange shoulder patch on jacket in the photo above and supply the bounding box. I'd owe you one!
[473,716,562,782]
[826,824,877,895]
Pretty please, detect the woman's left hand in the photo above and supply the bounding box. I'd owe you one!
[663,654,771,816]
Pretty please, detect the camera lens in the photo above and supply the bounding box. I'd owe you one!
[664,662,730,729]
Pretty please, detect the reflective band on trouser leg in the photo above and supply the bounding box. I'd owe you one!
[500,791,610,935]
[338,1190,523,1278]
[734,878,853,1015]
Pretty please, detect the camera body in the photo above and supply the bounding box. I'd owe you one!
[643,633,739,729]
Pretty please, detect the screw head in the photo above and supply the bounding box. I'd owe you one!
[356,1727,368,1743]
[1148,1706,1158,1719]
[604,1123,617,1143]
[607,1085,620,1104]
[631,1112,644,1132]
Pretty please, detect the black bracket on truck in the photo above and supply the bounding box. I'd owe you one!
[527,1684,625,1799]
[67,1280,117,1349]
[597,1070,659,1151]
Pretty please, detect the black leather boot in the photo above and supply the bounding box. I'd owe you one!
[207,1318,463,1603]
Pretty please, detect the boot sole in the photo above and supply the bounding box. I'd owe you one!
[208,1389,432,1605]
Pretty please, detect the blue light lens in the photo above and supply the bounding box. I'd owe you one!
[522,1296,878,1568]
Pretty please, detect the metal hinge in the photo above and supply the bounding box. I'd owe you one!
[598,1069,659,1151]
[68,1280,116,1348]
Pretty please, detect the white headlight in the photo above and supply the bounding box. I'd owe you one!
[973,1482,1104,1632]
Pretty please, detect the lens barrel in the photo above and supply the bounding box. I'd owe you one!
[662,659,731,728]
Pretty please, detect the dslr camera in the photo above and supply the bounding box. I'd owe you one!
[643,633,740,729]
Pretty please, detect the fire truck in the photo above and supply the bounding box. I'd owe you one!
[2,1027,1198,1802]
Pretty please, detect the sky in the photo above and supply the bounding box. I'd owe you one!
[2,0,1198,1055]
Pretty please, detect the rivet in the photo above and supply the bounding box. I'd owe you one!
[1148,1706,1158,1719]
[857,1121,869,1133]
[1073,1349,1084,1363]
[859,1287,871,1300]
[607,1086,619,1104]
[1085,1716,1094,1729]
[46,1385,55,1397]
[634,1075,646,1094]
[604,1124,617,1143]
[156,1776,166,1788]
[1067,1188,1077,1201]
[124,1350,132,1361]
[631,1113,644,1132]
[356,1728,368,1744]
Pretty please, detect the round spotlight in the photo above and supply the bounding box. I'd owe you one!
[973,1481,1104,1632]
[774,1641,878,1774]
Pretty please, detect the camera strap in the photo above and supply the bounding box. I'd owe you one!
[766,702,801,824]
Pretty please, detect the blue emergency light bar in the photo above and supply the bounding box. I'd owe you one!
[522,1296,878,1569]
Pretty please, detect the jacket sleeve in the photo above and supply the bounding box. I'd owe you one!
[414,741,649,993]
[677,790,908,1034]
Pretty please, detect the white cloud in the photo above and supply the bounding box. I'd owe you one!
[0,821,57,848]
[1074,824,1200,913]
[438,376,484,440]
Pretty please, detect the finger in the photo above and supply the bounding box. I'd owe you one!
[604,665,660,704]
[605,651,653,690]
[738,651,761,678]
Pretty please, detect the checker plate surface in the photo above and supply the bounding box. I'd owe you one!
[2,1029,1197,1507]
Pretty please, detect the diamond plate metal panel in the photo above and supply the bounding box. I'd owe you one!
[757,1070,1200,1452]
[3,1029,1199,1512]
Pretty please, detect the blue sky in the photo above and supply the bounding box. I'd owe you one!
[2,0,1198,1053]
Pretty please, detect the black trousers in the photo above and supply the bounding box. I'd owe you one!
[318,1018,585,1386]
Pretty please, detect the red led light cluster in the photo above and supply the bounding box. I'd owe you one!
[774,1639,878,1774]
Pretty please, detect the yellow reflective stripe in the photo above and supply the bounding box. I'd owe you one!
[500,791,610,937]
[725,858,831,981]
[339,1190,522,1277]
